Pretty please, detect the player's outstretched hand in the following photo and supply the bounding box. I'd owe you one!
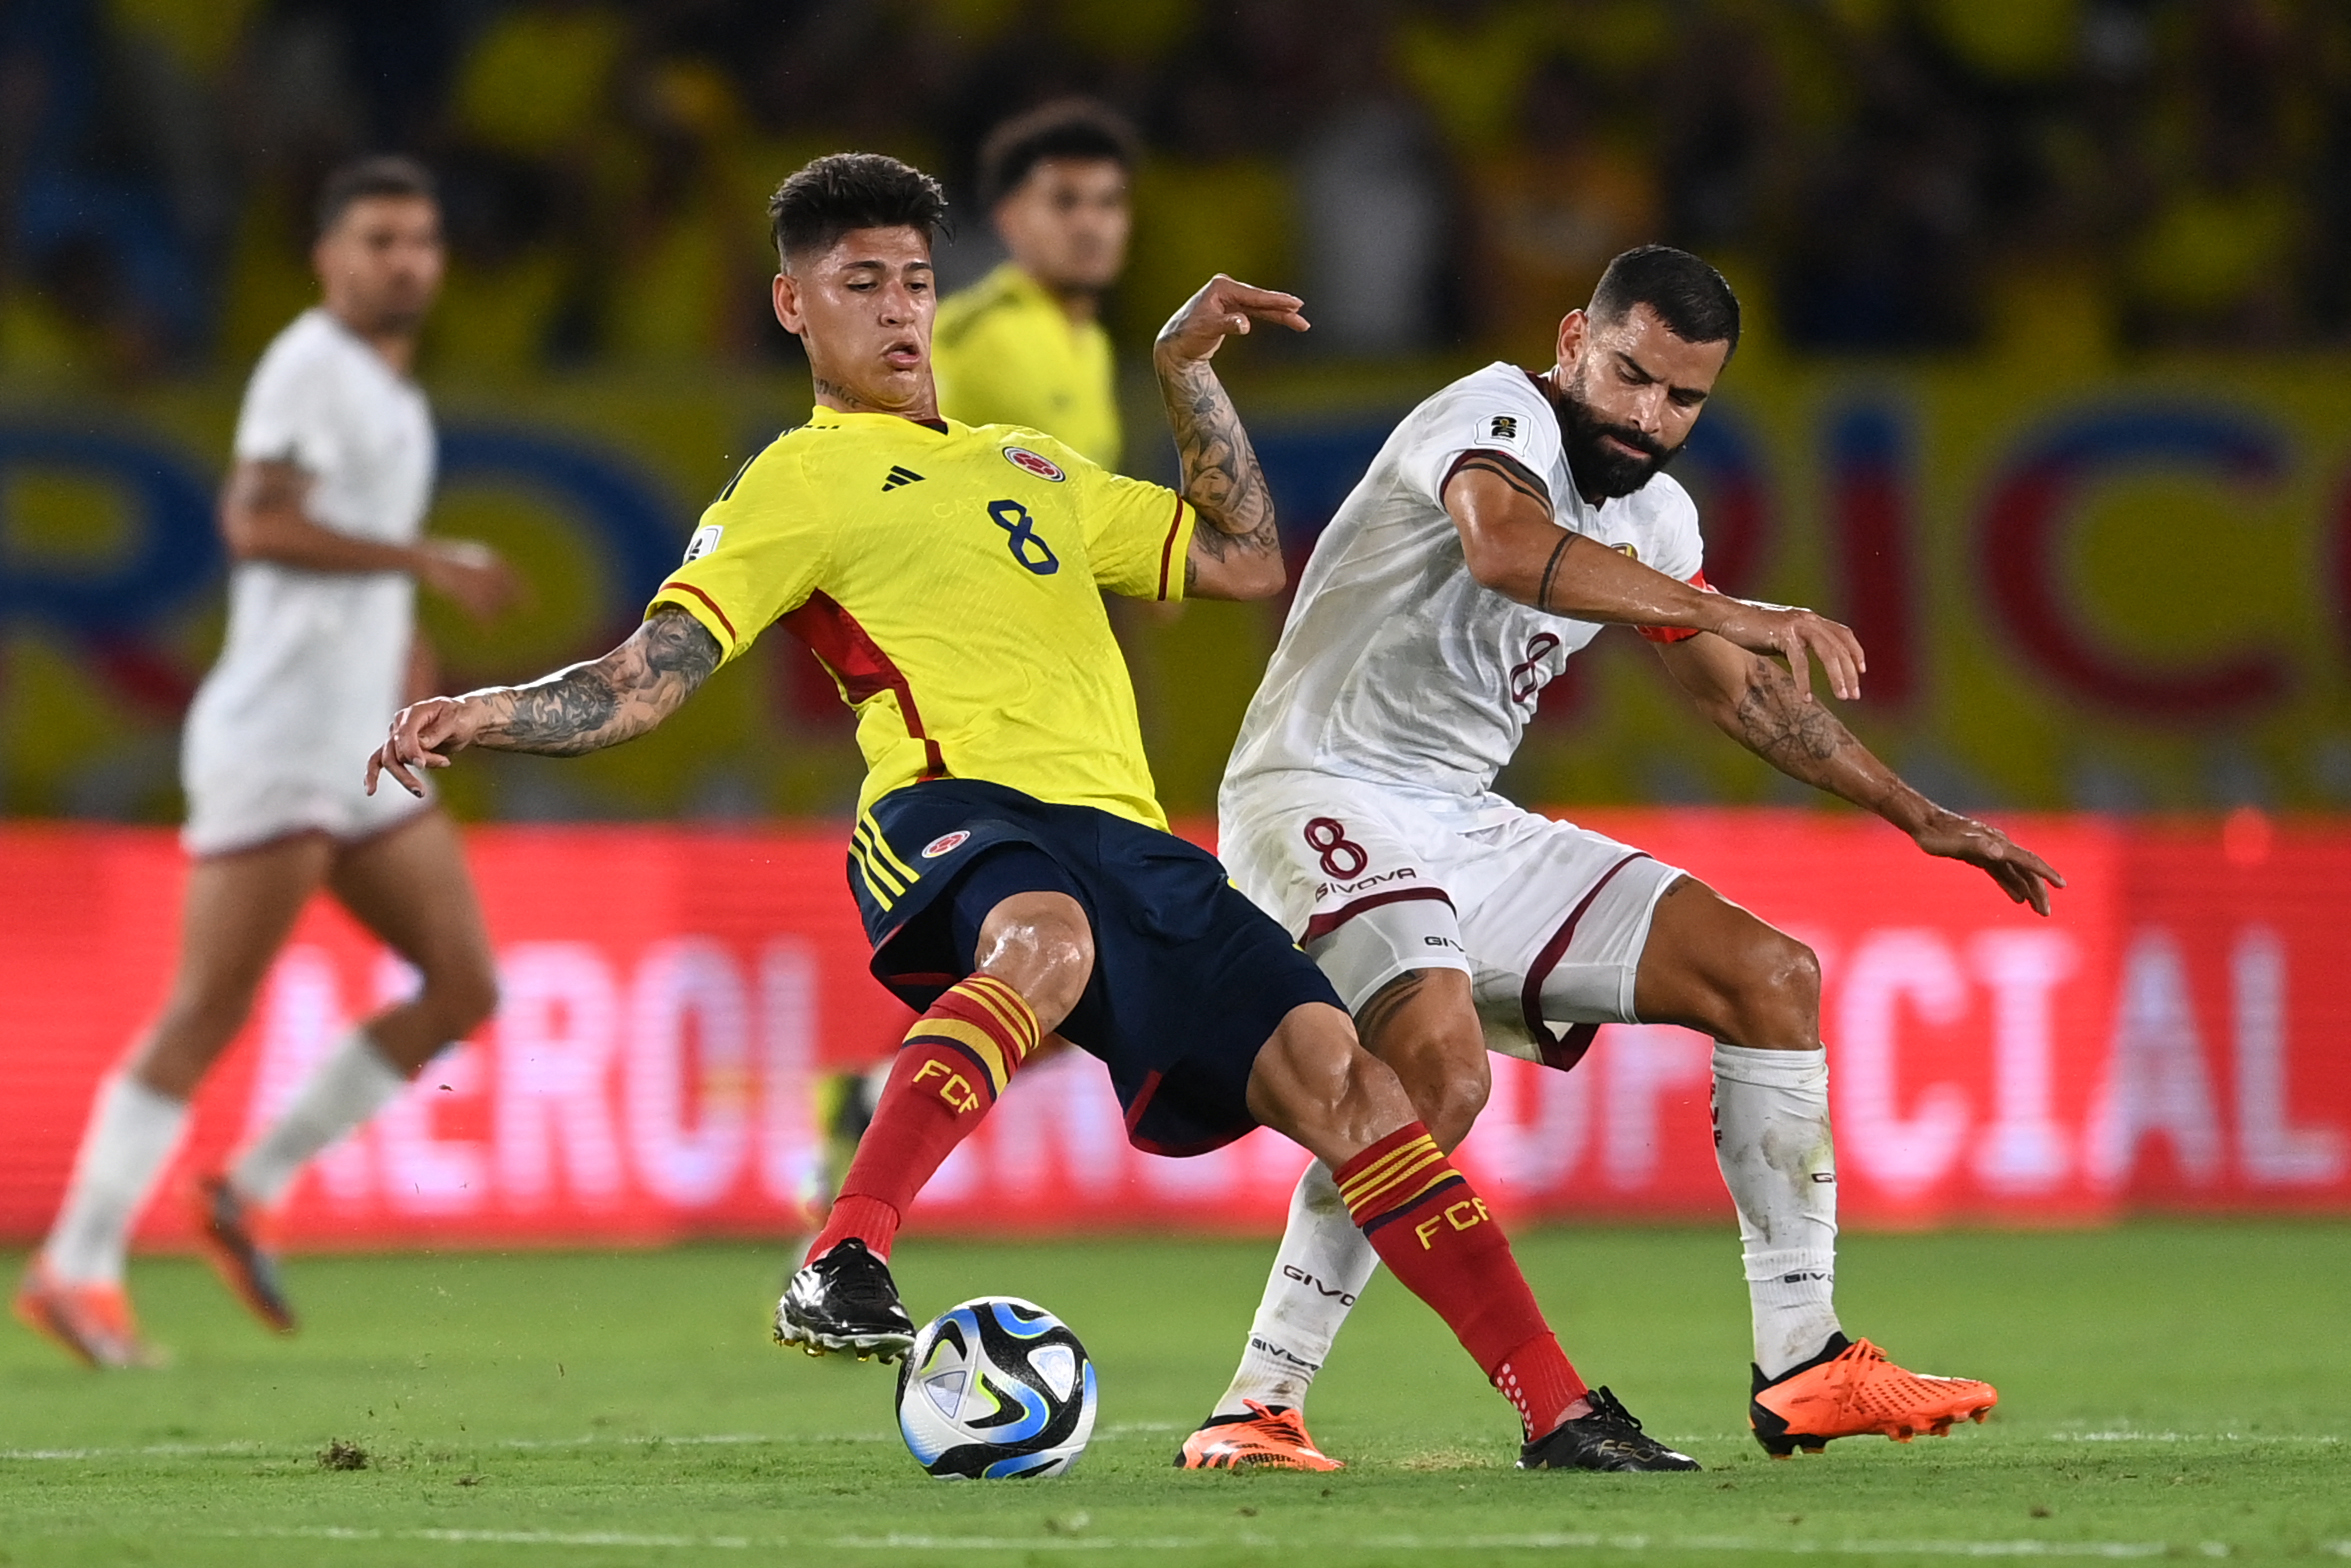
[365,696,481,798]
[1713,599,1867,703]
[419,538,523,622]
[1911,810,2067,916]
[1155,274,1309,364]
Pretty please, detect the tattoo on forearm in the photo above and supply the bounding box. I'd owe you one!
[1536,536,1570,612]
[1354,971,1427,1050]
[1159,356,1278,558]
[1733,656,1853,771]
[475,607,721,756]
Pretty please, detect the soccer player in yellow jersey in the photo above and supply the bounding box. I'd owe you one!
[931,101,1132,468]
[368,153,1698,1472]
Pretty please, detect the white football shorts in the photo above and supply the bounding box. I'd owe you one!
[181,751,432,859]
[1218,771,1685,1067]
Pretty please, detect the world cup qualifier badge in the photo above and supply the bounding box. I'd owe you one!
[1002,447,1066,482]
[1475,412,1529,456]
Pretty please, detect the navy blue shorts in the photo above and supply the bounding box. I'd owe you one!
[847,778,1342,1155]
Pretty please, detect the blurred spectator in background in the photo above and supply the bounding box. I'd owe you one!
[1293,21,1447,357]
[1466,54,1659,361]
[601,59,772,370]
[8,0,2351,379]
[2119,0,2305,348]
[423,0,623,375]
[1116,62,1295,348]
[933,99,1136,468]
[0,0,205,380]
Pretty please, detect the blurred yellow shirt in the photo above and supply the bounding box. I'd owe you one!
[933,263,1122,471]
[649,408,1193,826]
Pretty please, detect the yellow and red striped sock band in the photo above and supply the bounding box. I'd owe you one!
[1334,1122,1467,1236]
[902,975,1041,1100]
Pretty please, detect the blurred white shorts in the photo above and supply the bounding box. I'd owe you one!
[1219,771,1684,1065]
[182,767,431,859]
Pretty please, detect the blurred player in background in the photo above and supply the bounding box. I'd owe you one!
[14,157,517,1368]
[932,99,1134,467]
[813,99,1138,1207]
[1182,246,2058,1469]
[368,154,1703,1472]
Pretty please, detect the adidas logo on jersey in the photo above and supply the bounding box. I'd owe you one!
[881,465,925,492]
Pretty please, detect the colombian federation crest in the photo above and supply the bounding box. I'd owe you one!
[1002,447,1066,482]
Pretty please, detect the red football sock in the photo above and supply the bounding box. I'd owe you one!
[1335,1122,1589,1439]
[808,975,1040,1264]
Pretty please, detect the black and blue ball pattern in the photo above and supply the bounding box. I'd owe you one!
[894,1296,1098,1479]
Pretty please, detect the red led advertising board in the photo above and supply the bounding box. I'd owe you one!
[1,814,2342,1251]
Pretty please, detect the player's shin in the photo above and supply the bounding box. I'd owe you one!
[807,975,1041,1263]
[1334,1122,1587,1440]
[1710,1042,1842,1378]
[1212,1159,1380,1418]
[229,1027,410,1205]
[42,1073,190,1285]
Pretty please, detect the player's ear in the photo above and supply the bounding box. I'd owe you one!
[1556,309,1588,371]
[772,272,803,334]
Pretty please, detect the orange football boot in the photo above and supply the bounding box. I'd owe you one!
[1750,1335,1997,1456]
[190,1174,297,1334]
[1175,1401,1345,1471]
[13,1261,164,1369]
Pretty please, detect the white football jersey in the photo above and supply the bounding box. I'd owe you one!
[183,307,433,800]
[1224,362,1704,804]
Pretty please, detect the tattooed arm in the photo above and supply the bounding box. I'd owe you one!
[1654,630,2065,915]
[365,606,722,796]
[1152,274,1309,601]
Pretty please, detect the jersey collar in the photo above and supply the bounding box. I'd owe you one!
[805,404,956,436]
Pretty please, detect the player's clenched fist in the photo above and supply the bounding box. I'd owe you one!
[1155,274,1310,364]
[365,695,481,798]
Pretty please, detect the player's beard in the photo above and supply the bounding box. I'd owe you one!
[1558,369,1687,500]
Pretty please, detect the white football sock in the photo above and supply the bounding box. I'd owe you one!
[1711,1041,1843,1379]
[230,1028,411,1206]
[42,1073,190,1285]
[1212,1160,1381,1417]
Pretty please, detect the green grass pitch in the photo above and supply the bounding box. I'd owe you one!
[3,1222,2346,1566]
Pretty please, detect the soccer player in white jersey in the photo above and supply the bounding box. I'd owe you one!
[1179,246,2063,1469]
[13,157,517,1368]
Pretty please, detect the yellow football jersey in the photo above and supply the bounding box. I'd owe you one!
[650,407,1194,828]
[932,263,1121,470]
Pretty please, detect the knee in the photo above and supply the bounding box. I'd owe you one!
[428,960,500,1038]
[976,899,1095,1024]
[1726,931,1820,1048]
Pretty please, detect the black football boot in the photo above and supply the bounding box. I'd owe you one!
[773,1238,915,1362]
[1518,1386,1703,1472]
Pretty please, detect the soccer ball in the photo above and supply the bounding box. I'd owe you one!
[895,1296,1097,1479]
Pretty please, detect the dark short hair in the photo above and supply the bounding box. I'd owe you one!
[977,99,1136,208]
[316,155,438,238]
[768,152,951,269]
[1590,244,1741,358]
